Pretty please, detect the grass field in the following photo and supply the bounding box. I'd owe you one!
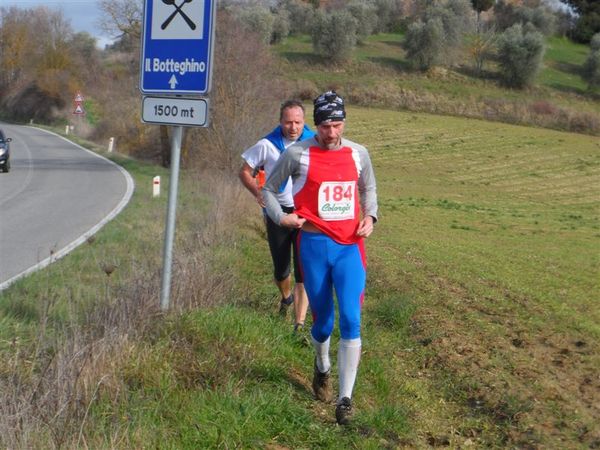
[2,106,597,448]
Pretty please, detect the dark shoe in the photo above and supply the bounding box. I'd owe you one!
[279,294,294,318]
[293,322,304,333]
[335,397,353,425]
[312,359,332,402]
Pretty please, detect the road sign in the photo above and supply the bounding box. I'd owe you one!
[142,96,209,127]
[73,104,85,115]
[140,0,215,95]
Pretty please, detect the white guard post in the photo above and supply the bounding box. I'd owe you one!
[153,176,161,197]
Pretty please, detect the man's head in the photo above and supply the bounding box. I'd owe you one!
[279,99,306,141]
[313,91,345,149]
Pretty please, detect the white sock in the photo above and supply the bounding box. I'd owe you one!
[312,336,331,373]
[338,337,361,401]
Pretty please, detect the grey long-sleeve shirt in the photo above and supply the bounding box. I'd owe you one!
[263,136,378,243]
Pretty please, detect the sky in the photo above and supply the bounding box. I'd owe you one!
[0,0,114,48]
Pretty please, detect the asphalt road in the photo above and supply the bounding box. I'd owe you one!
[0,124,134,289]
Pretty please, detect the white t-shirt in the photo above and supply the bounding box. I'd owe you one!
[241,137,296,208]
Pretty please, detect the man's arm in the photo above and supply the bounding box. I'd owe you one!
[263,147,303,227]
[356,146,378,237]
[357,148,378,221]
[239,162,265,208]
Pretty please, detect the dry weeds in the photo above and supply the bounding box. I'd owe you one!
[0,171,255,449]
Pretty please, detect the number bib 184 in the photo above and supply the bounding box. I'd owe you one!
[318,181,355,221]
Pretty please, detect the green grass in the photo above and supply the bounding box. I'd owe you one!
[1,107,599,448]
[539,36,592,93]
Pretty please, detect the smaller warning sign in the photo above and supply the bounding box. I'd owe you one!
[73,104,85,115]
[74,92,84,103]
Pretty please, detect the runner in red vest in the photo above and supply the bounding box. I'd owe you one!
[263,91,378,425]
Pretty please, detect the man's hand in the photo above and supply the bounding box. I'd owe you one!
[356,216,374,238]
[280,213,306,229]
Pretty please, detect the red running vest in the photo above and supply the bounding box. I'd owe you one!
[293,146,362,245]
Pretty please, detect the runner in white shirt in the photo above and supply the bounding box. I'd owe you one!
[239,100,316,332]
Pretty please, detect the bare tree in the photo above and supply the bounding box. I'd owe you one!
[98,0,143,45]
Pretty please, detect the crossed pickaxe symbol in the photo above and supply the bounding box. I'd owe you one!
[161,0,196,30]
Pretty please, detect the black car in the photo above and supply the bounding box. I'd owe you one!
[0,129,11,173]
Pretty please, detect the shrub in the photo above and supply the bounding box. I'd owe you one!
[231,5,274,45]
[493,1,557,36]
[529,6,557,36]
[590,32,600,52]
[311,9,357,63]
[346,0,378,44]
[582,49,600,90]
[271,7,290,44]
[571,10,600,43]
[403,18,444,71]
[406,0,475,68]
[372,0,405,33]
[424,0,474,50]
[280,0,316,35]
[497,24,545,88]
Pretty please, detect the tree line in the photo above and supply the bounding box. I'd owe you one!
[0,0,598,169]
[227,0,598,90]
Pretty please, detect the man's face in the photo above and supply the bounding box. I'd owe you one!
[317,121,345,149]
[280,106,305,141]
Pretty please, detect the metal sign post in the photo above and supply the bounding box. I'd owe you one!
[140,0,215,310]
[160,126,182,310]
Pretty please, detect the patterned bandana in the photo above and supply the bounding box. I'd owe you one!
[313,90,346,126]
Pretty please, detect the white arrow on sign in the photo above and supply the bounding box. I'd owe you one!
[169,74,178,89]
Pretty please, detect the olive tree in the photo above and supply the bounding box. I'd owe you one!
[311,9,357,63]
[280,0,315,35]
[346,0,378,44]
[582,33,600,89]
[231,5,274,45]
[403,18,444,70]
[404,0,475,70]
[497,24,545,88]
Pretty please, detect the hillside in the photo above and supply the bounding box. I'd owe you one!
[1,106,598,448]
[275,33,600,136]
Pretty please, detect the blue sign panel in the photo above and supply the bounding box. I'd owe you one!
[140,0,215,94]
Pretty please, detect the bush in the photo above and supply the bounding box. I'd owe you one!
[590,32,600,52]
[271,7,290,44]
[497,24,545,88]
[346,0,378,44]
[311,9,357,63]
[582,49,600,90]
[530,6,557,36]
[403,18,444,71]
[231,5,274,45]
[571,11,600,44]
[373,0,405,33]
[280,0,316,35]
[405,0,475,69]
[493,1,557,36]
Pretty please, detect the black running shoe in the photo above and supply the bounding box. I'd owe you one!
[279,294,294,317]
[312,359,332,402]
[335,397,353,425]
